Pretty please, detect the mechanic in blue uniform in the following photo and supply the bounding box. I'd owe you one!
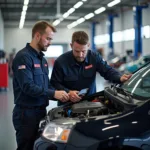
[50,31,131,106]
[12,21,69,150]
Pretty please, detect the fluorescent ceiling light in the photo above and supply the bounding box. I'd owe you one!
[94,7,106,14]
[24,0,29,5]
[23,5,28,11]
[107,0,121,7]
[19,19,25,29]
[21,11,26,16]
[77,18,85,24]
[67,21,78,29]
[21,15,25,20]
[71,21,78,26]
[82,0,87,1]
[84,13,94,20]
[19,0,29,29]
[74,1,83,9]
[63,12,69,18]
[52,20,61,26]
[67,8,75,14]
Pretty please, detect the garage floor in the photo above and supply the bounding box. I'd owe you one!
[0,70,108,150]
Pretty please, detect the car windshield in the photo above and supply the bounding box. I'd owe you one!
[120,63,150,100]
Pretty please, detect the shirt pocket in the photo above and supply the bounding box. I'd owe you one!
[33,69,44,85]
[64,75,78,81]
[64,75,78,88]
[83,67,95,78]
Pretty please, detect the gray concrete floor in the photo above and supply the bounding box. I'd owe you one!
[0,71,109,150]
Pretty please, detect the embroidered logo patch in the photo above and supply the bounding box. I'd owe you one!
[18,65,26,69]
[44,64,48,67]
[34,64,40,68]
[85,64,93,69]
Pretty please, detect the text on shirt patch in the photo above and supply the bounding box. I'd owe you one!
[44,64,48,67]
[34,64,40,68]
[85,64,93,69]
[18,65,26,69]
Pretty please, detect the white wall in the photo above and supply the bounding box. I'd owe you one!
[0,9,4,50]
[4,26,90,54]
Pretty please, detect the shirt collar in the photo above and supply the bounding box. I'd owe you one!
[26,43,44,58]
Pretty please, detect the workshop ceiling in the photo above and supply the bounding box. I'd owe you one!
[0,0,149,28]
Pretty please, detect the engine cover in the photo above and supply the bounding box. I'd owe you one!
[71,102,105,114]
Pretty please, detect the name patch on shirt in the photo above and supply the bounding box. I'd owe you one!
[18,65,26,69]
[85,64,93,69]
[34,64,40,68]
[44,64,48,67]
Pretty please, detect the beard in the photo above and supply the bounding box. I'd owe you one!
[37,40,48,52]
[75,57,85,62]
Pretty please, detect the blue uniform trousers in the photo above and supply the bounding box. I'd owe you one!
[12,105,46,150]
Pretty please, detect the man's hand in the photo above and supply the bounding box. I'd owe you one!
[120,74,132,82]
[54,91,69,102]
[68,90,81,103]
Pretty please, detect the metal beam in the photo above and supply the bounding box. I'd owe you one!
[134,5,148,59]
[91,22,96,51]
[1,7,95,14]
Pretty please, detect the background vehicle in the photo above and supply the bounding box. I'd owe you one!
[34,63,150,150]
[108,55,127,69]
[119,55,150,73]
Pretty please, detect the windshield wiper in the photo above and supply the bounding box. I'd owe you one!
[111,84,133,103]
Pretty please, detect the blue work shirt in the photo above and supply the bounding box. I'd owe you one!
[12,43,55,107]
[50,50,122,105]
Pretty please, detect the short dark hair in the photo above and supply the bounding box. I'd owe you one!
[72,31,89,45]
[32,21,56,38]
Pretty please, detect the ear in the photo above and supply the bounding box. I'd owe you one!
[35,32,41,41]
[87,43,90,48]
[70,43,73,49]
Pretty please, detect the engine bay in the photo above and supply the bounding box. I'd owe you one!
[47,89,137,122]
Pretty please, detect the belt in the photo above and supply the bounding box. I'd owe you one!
[17,105,46,110]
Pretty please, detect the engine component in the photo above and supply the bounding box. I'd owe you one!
[71,102,106,114]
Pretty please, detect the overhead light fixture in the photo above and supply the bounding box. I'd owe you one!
[94,7,106,14]
[21,11,26,16]
[84,13,94,20]
[77,17,85,24]
[24,0,29,5]
[19,0,30,29]
[63,12,69,18]
[23,5,28,11]
[53,19,61,26]
[73,1,83,9]
[107,0,121,7]
[67,8,75,14]
[19,18,25,29]
[51,0,87,27]
[21,15,25,20]
[67,21,78,29]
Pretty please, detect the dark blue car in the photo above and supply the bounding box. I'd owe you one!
[34,63,150,150]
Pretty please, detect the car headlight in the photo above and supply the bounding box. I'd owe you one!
[42,123,73,143]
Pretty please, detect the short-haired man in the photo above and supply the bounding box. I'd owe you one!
[12,21,69,150]
[50,31,131,106]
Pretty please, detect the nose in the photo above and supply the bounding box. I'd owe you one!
[79,52,83,57]
[48,41,51,46]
